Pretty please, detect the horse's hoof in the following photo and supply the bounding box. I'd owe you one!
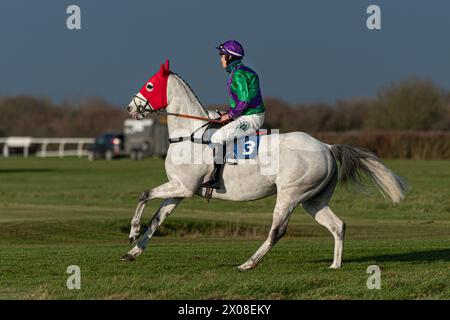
[237,261,256,271]
[129,236,139,245]
[329,264,341,269]
[120,254,135,262]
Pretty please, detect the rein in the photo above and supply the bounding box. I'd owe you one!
[132,95,227,145]
[155,110,229,144]
[156,110,223,123]
[133,95,222,123]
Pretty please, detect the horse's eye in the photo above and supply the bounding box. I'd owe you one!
[146,82,154,92]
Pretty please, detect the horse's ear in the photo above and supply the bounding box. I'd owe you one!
[165,59,170,72]
[159,63,165,75]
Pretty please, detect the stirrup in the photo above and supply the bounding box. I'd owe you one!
[225,158,238,165]
[205,186,214,202]
[200,179,220,189]
[225,151,238,165]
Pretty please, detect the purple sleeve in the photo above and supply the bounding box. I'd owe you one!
[228,101,248,118]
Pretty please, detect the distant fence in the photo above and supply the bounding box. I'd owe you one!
[0,137,95,158]
[2,131,450,159]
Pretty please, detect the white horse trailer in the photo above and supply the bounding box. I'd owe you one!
[123,118,169,160]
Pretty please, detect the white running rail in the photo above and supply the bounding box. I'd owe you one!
[0,137,95,158]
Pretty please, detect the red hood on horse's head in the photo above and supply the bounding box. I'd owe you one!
[127,59,171,119]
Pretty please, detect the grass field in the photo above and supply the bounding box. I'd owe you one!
[0,157,449,299]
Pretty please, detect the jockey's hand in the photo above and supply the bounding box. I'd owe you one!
[219,113,231,123]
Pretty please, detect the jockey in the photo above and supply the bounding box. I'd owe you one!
[201,40,265,189]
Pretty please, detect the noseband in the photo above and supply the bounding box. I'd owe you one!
[132,95,154,114]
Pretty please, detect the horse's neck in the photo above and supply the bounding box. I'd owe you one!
[166,75,208,137]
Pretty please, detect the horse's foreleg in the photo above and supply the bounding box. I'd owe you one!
[238,192,300,271]
[137,197,183,249]
[122,197,183,261]
[129,190,150,243]
[147,180,196,199]
[127,181,195,244]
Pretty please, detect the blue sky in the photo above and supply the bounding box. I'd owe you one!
[0,0,449,107]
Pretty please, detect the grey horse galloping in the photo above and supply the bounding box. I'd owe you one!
[123,72,408,270]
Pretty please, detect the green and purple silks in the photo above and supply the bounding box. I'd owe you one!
[226,60,265,118]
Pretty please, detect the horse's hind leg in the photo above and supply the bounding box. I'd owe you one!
[238,189,306,271]
[303,203,345,269]
[121,197,183,261]
[302,173,345,269]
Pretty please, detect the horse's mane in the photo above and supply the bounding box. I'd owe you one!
[170,72,209,115]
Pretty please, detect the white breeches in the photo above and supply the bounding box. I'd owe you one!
[210,112,265,144]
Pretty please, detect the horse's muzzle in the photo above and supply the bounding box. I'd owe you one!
[130,111,140,120]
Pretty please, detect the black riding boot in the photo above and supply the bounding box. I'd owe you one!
[200,162,223,189]
[200,142,225,189]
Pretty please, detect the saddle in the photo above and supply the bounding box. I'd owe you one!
[203,127,272,201]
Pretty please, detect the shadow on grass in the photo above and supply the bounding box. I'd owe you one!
[345,249,450,263]
[119,219,267,238]
[0,169,54,174]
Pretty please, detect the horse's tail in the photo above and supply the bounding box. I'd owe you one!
[329,144,409,204]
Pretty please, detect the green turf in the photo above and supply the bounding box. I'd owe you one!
[0,157,449,299]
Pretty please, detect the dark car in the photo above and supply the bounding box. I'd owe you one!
[87,132,125,161]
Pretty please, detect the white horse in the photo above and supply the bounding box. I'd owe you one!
[122,60,408,270]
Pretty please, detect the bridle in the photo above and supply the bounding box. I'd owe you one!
[132,95,153,115]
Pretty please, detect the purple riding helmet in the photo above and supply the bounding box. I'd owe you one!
[216,40,245,58]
